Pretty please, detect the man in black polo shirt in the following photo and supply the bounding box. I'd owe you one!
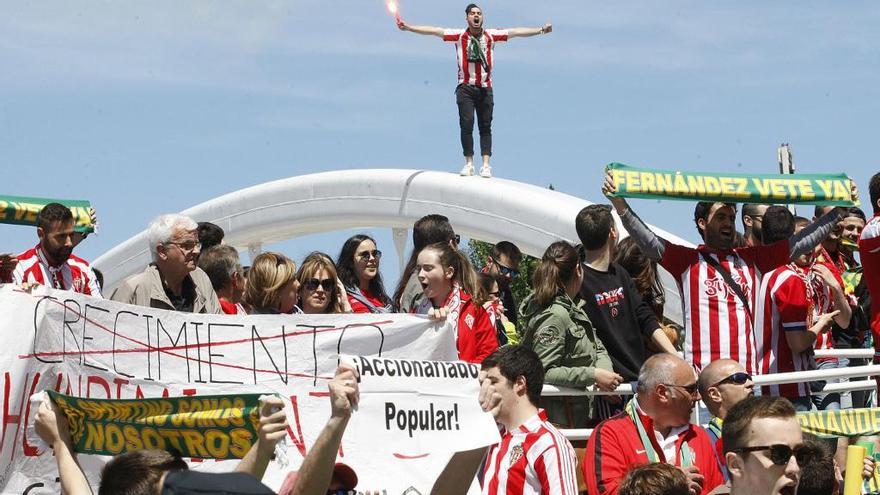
[575,205,676,415]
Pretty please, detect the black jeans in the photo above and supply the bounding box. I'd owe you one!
[455,84,494,157]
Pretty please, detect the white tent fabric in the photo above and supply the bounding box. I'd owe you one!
[93,169,694,323]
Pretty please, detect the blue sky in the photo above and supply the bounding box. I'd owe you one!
[2,1,878,286]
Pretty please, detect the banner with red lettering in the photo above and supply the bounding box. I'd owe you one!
[0,285,464,495]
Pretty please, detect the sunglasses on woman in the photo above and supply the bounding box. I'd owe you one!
[732,444,807,466]
[496,263,519,278]
[357,250,382,261]
[304,278,335,291]
[712,372,752,388]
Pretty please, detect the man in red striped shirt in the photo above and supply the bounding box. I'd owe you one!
[859,172,880,393]
[754,207,846,410]
[604,170,850,374]
[432,345,578,495]
[397,4,551,179]
[6,203,101,296]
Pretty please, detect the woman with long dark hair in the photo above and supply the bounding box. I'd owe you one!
[336,234,394,313]
[614,236,666,320]
[520,241,621,427]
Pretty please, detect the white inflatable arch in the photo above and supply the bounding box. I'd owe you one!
[94,169,693,323]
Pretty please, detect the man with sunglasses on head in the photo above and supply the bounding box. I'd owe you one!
[722,396,802,495]
[111,213,222,314]
[697,359,754,480]
[584,354,724,495]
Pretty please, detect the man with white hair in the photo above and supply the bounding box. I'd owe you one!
[583,354,724,495]
[111,214,221,313]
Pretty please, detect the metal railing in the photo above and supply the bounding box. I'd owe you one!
[545,364,880,441]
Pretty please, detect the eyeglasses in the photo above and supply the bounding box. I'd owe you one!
[166,241,201,253]
[496,262,519,279]
[488,291,501,297]
[732,444,807,466]
[303,278,335,291]
[712,372,752,388]
[357,250,382,261]
[662,382,700,398]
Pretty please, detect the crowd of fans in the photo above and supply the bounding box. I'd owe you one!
[1,170,879,494]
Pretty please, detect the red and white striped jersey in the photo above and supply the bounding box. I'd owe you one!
[443,28,509,87]
[483,410,578,495]
[660,240,789,374]
[860,215,880,361]
[755,265,813,398]
[12,244,101,297]
[810,261,842,362]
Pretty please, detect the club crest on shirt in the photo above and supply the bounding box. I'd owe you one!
[465,314,475,329]
[704,271,749,299]
[509,444,524,467]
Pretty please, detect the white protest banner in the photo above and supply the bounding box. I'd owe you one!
[343,355,500,459]
[0,285,461,495]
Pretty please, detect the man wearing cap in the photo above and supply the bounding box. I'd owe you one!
[397,4,551,179]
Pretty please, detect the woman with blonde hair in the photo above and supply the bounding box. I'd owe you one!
[519,240,621,427]
[297,252,352,314]
[242,252,301,314]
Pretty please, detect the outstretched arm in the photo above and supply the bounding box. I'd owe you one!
[603,169,667,261]
[789,181,858,258]
[789,207,845,258]
[397,20,445,37]
[507,23,552,38]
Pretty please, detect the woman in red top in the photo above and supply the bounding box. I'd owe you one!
[413,242,498,363]
[336,234,394,313]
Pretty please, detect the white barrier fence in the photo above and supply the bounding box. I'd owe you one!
[545,363,880,442]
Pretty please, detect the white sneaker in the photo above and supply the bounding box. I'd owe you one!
[459,163,474,176]
[479,164,492,178]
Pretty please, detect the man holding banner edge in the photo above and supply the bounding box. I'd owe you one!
[33,393,288,494]
[603,168,856,373]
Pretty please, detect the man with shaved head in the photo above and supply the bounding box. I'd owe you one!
[698,359,754,480]
[584,354,724,495]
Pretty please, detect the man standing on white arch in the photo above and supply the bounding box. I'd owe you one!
[397,4,551,178]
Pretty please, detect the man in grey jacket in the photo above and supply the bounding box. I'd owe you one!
[111,213,221,314]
